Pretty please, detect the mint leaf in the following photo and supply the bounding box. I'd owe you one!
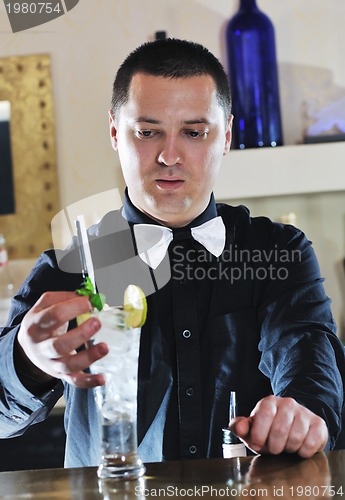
[91,293,106,311]
[76,277,105,311]
[75,288,90,296]
[76,276,94,294]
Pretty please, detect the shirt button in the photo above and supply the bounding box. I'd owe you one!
[189,445,197,454]
[186,387,194,396]
[182,329,191,339]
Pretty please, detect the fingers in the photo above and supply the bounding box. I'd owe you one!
[46,340,108,376]
[283,410,310,454]
[17,291,109,390]
[65,372,106,390]
[251,396,294,455]
[233,396,329,458]
[49,317,101,357]
[249,397,280,453]
[297,417,328,458]
[28,293,92,341]
[33,291,86,311]
[31,317,108,381]
[229,416,252,439]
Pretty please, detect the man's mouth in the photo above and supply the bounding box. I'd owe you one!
[156,179,185,190]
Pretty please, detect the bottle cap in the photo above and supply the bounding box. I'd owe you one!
[155,31,167,40]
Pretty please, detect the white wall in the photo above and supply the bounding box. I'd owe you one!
[0,0,344,334]
[1,0,344,207]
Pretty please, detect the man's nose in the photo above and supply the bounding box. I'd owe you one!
[157,136,182,166]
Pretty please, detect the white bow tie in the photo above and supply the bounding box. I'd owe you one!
[133,216,226,269]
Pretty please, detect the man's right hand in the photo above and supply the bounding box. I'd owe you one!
[17,291,108,389]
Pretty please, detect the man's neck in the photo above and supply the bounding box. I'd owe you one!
[137,208,194,229]
[122,189,218,229]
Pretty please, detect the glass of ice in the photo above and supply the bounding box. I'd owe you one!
[88,307,145,480]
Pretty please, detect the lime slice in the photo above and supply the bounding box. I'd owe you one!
[123,285,147,328]
[76,312,91,326]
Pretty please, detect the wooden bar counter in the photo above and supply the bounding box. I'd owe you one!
[0,451,344,499]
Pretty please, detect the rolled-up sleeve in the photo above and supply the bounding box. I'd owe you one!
[0,250,74,438]
[0,325,62,438]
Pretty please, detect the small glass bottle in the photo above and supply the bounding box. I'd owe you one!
[226,0,283,149]
[0,234,14,326]
[222,391,247,458]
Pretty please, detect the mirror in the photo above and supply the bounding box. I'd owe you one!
[0,54,59,259]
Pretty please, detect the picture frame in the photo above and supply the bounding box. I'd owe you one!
[0,53,59,259]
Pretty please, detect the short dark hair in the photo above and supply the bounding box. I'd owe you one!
[111,38,231,119]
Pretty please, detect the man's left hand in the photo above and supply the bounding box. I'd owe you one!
[229,395,328,458]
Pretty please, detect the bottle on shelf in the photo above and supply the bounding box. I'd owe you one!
[0,234,14,327]
[155,30,167,40]
[225,0,283,149]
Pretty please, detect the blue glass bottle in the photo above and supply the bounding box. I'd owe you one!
[226,0,283,149]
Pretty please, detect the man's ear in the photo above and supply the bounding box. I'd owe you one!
[223,114,233,156]
[109,110,118,151]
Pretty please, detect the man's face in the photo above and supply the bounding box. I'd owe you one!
[110,73,232,227]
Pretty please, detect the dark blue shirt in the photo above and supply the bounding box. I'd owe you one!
[0,193,344,466]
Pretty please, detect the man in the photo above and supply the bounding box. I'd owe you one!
[0,39,344,466]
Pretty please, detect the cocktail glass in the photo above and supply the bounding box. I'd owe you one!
[88,307,145,480]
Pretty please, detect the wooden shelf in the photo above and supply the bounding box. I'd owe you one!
[214,142,345,200]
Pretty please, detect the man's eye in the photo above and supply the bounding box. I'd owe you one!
[185,130,208,139]
[135,130,155,139]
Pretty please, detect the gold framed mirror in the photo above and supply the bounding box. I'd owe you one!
[0,54,59,259]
